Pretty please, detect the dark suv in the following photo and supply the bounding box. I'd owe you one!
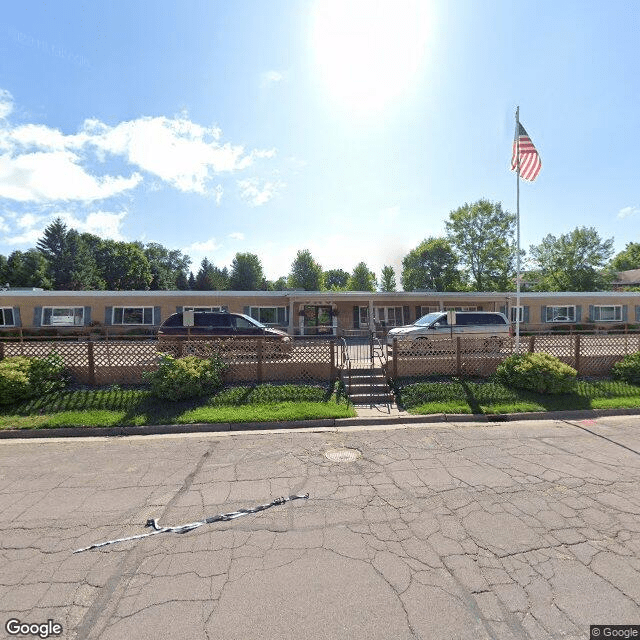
[158,311,290,339]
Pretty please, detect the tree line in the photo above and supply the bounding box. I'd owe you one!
[1,202,638,293]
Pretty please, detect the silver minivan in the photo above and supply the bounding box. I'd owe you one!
[386,311,511,346]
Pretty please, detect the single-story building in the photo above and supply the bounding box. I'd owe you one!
[2,289,640,336]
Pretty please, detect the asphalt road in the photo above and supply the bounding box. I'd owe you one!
[1,417,639,640]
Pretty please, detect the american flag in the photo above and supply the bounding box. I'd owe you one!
[511,122,541,182]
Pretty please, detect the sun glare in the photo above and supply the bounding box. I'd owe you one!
[311,0,431,115]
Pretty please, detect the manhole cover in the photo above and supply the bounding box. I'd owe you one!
[325,448,361,462]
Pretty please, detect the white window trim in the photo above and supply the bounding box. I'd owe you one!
[42,306,84,326]
[420,306,440,316]
[545,305,576,323]
[374,306,403,327]
[511,306,524,323]
[112,306,154,325]
[0,307,15,327]
[592,305,622,322]
[444,306,478,311]
[358,306,369,328]
[183,306,223,312]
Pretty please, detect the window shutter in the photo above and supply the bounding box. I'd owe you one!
[499,305,506,315]
[636,305,640,322]
[576,306,582,323]
[589,305,594,321]
[541,305,547,323]
[622,305,628,322]
[353,306,359,328]
[243,306,250,315]
[523,306,530,323]
[13,307,21,327]
[104,307,113,325]
[415,305,421,320]
[402,306,409,325]
[277,307,285,324]
[153,306,161,325]
[176,306,183,313]
[33,306,42,327]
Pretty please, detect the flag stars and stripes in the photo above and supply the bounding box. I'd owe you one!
[511,122,541,182]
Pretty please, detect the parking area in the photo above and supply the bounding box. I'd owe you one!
[1,416,639,639]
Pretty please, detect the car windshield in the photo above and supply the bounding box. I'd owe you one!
[414,313,444,327]
[238,314,266,329]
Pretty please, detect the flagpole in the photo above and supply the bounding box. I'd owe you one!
[515,106,521,353]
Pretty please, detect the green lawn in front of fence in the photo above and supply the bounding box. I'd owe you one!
[395,377,640,415]
[0,383,355,430]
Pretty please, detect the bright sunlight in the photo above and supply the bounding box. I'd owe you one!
[311,0,431,115]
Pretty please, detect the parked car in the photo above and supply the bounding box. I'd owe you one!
[157,311,292,357]
[386,311,511,350]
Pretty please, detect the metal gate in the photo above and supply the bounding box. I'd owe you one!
[339,330,387,369]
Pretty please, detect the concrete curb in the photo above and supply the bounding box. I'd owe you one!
[0,408,638,440]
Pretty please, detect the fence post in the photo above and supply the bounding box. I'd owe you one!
[87,340,96,386]
[330,339,335,382]
[574,334,581,374]
[256,338,263,383]
[528,335,535,353]
[456,337,461,377]
[393,338,398,379]
[0,341,4,361]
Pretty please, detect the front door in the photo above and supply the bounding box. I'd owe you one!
[303,305,333,335]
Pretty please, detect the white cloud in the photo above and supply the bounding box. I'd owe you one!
[57,210,128,240]
[214,184,223,205]
[0,91,277,203]
[228,232,244,240]
[260,70,285,88]
[0,150,142,202]
[0,90,13,120]
[618,205,640,219]
[237,177,284,206]
[182,237,221,265]
[0,216,9,233]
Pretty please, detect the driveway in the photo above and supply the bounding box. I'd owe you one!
[1,416,639,639]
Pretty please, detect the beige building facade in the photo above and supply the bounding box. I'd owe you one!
[1,289,640,335]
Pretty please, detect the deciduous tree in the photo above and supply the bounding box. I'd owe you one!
[348,262,377,291]
[445,199,516,291]
[229,253,264,290]
[401,237,462,291]
[529,227,614,291]
[288,250,323,290]
[324,268,349,290]
[379,266,397,292]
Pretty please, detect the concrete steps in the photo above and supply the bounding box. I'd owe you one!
[342,367,395,406]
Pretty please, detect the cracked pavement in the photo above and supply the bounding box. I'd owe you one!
[1,416,639,639]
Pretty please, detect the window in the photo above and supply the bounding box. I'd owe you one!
[183,306,223,313]
[592,305,622,322]
[358,306,369,327]
[249,306,288,325]
[511,306,524,322]
[43,307,84,326]
[444,306,478,311]
[0,308,15,326]
[112,307,154,325]
[545,306,575,322]
[420,306,440,316]
[374,307,404,327]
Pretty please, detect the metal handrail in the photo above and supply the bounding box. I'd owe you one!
[337,336,352,396]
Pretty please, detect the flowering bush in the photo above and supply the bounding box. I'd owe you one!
[0,353,68,405]
[144,354,227,401]
[611,352,640,385]
[495,352,577,394]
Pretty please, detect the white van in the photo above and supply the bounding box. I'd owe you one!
[386,311,511,347]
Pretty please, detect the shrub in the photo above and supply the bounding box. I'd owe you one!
[144,354,227,401]
[611,352,640,385]
[0,353,68,405]
[495,352,577,394]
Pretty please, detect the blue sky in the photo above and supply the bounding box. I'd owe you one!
[1,0,638,285]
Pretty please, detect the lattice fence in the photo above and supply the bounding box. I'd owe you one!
[389,334,640,378]
[0,337,337,386]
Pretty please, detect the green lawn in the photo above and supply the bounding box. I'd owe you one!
[0,383,355,430]
[395,377,640,415]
